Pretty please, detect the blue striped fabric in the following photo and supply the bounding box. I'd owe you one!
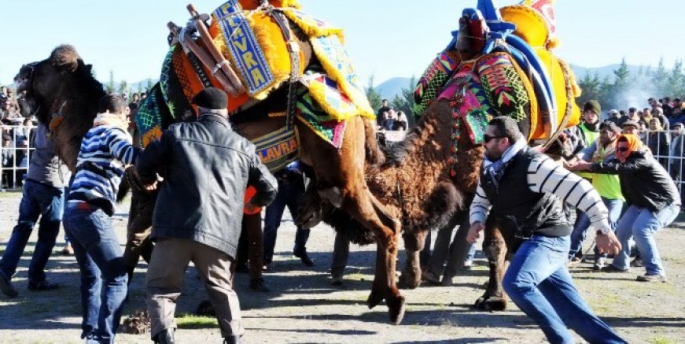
[68,126,140,214]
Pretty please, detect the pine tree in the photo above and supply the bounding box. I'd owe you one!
[364,75,382,111]
[105,71,116,94]
[145,78,154,92]
[391,76,416,117]
[667,60,684,98]
[118,80,129,97]
[651,57,669,96]
[610,58,630,108]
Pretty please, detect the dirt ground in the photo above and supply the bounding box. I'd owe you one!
[1,191,684,344]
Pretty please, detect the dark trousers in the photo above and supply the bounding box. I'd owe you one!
[263,178,309,264]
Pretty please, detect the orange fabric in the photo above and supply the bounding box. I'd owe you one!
[243,186,262,215]
[617,134,643,162]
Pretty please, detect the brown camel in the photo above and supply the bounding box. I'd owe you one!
[14,44,407,324]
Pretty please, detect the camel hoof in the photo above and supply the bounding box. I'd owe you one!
[474,295,507,311]
[366,289,384,309]
[397,273,420,290]
[387,295,406,325]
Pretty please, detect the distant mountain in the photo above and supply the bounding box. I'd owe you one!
[375,64,650,100]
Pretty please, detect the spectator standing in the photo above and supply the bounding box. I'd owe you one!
[136,88,278,344]
[646,118,670,167]
[0,123,70,298]
[263,160,314,269]
[567,122,624,270]
[376,99,391,129]
[570,134,681,282]
[467,116,625,344]
[669,123,685,183]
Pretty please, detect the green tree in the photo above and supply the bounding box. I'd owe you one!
[651,57,669,96]
[667,59,684,97]
[597,75,612,109]
[118,80,129,96]
[609,58,631,108]
[391,76,416,117]
[105,70,116,93]
[146,78,154,92]
[364,75,382,112]
[577,71,601,106]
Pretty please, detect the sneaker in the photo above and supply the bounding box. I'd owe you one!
[567,256,582,267]
[28,280,59,291]
[636,274,667,283]
[61,244,74,255]
[294,251,314,267]
[462,259,473,270]
[601,265,630,273]
[0,272,18,298]
[593,258,606,271]
[249,278,271,292]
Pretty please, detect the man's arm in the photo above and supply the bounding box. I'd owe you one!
[466,183,491,243]
[106,127,141,166]
[135,131,171,185]
[247,153,278,207]
[528,156,611,233]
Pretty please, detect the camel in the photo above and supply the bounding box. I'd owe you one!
[13,0,579,323]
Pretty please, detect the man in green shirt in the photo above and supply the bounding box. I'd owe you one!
[566,121,624,269]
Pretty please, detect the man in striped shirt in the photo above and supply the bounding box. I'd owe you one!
[466,116,625,344]
[63,94,141,344]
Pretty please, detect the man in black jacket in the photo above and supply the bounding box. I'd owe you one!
[570,134,681,282]
[136,87,278,344]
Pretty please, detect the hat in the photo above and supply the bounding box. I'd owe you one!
[600,121,621,133]
[622,120,639,129]
[583,100,601,115]
[608,109,619,116]
[192,87,228,110]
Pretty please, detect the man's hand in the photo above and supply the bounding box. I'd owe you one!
[596,231,622,256]
[143,181,158,192]
[466,222,485,244]
[566,160,592,171]
[244,201,260,214]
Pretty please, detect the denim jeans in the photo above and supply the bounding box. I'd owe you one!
[611,203,680,275]
[503,235,625,344]
[568,197,624,260]
[0,179,64,283]
[263,177,309,264]
[63,204,127,344]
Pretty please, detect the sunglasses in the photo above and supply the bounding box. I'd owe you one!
[617,147,629,152]
[483,134,503,143]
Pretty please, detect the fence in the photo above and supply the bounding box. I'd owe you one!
[2,125,684,195]
[1,125,35,190]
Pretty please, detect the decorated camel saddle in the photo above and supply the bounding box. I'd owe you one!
[413,0,581,147]
[136,0,374,171]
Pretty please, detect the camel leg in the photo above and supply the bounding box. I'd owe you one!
[298,117,405,324]
[475,222,508,311]
[398,230,427,289]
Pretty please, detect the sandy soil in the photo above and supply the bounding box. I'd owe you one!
[1,191,684,343]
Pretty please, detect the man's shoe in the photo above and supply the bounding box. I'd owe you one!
[331,273,344,286]
[224,334,241,344]
[593,258,606,271]
[462,259,473,270]
[249,278,270,292]
[28,280,59,291]
[601,265,630,273]
[294,251,314,267]
[0,272,18,298]
[630,258,644,268]
[421,270,441,285]
[636,274,667,283]
[61,244,74,255]
[153,328,175,344]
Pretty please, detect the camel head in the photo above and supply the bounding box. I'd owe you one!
[14,45,93,126]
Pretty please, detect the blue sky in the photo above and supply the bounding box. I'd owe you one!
[1,0,684,87]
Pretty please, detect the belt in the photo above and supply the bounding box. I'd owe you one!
[67,201,95,211]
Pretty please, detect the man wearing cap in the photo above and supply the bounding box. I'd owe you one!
[606,109,621,125]
[565,121,625,269]
[136,87,278,344]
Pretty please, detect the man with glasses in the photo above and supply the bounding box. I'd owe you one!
[467,116,625,344]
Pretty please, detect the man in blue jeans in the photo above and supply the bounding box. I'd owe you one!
[63,95,140,343]
[0,122,70,298]
[263,160,313,269]
[467,117,625,344]
[569,133,681,282]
